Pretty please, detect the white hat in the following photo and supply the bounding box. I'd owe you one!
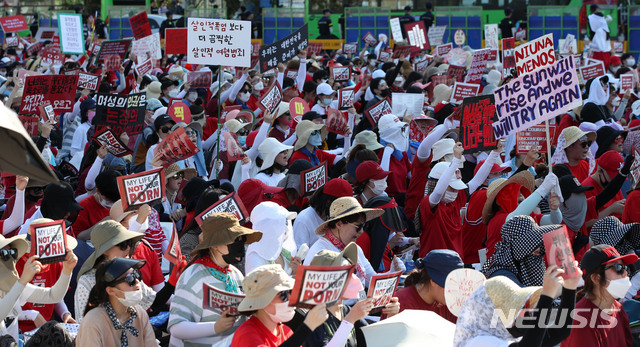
[151,106,168,121]
[258,138,293,171]
[437,64,449,74]
[431,138,455,161]
[145,81,162,100]
[632,100,640,117]
[372,70,386,79]
[247,201,297,263]
[316,83,335,96]
[486,70,502,85]
[428,161,467,190]
[225,119,251,133]
[378,114,405,132]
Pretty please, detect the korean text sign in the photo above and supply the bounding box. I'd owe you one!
[0,15,28,32]
[129,12,152,40]
[116,168,166,212]
[404,21,429,50]
[20,75,78,114]
[57,14,85,55]
[259,24,308,72]
[459,95,498,154]
[543,226,580,279]
[154,127,200,164]
[289,265,355,308]
[188,18,251,67]
[94,92,147,135]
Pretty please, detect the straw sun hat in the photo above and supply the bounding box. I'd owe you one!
[164,164,197,184]
[561,126,596,149]
[238,264,294,312]
[294,120,328,151]
[481,171,535,225]
[314,197,384,235]
[484,276,542,328]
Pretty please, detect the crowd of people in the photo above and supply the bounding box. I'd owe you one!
[0,5,639,347]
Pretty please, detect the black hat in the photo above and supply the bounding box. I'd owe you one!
[590,4,599,13]
[40,182,83,220]
[504,7,513,15]
[288,159,313,175]
[559,175,594,201]
[404,5,412,11]
[302,111,326,121]
[100,257,146,285]
[283,77,296,91]
[182,177,219,205]
[433,102,454,124]
[595,126,627,158]
[161,79,179,91]
[580,244,638,275]
[323,8,332,14]
[154,114,174,130]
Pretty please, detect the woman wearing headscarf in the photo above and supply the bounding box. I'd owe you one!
[245,202,301,276]
[581,76,616,124]
[550,126,597,182]
[376,114,412,198]
[168,213,262,347]
[76,257,158,346]
[483,216,562,287]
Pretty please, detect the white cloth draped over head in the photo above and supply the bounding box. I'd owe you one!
[246,201,297,265]
[584,76,609,106]
[588,14,611,52]
[550,132,596,176]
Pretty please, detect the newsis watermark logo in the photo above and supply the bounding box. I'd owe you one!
[490,308,620,329]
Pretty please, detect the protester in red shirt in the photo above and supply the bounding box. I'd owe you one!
[289,120,351,168]
[357,196,406,272]
[376,114,412,198]
[623,183,640,224]
[582,150,625,218]
[75,170,121,240]
[551,126,596,182]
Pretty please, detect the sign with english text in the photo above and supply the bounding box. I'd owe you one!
[301,162,328,195]
[367,271,402,309]
[29,220,68,264]
[77,72,102,91]
[515,34,555,76]
[195,192,249,226]
[92,127,132,157]
[289,265,355,308]
[450,82,480,104]
[338,87,355,110]
[330,66,350,83]
[117,168,166,211]
[444,269,485,316]
[258,82,283,114]
[516,124,556,155]
[502,38,515,77]
[203,283,245,315]
[364,97,393,126]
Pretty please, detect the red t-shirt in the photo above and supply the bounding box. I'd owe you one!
[356,231,393,272]
[460,188,488,264]
[418,191,466,258]
[395,285,457,323]
[74,195,110,235]
[16,256,64,332]
[404,156,432,220]
[1,193,38,221]
[623,190,640,224]
[230,315,293,347]
[289,149,337,167]
[486,210,543,259]
[561,297,632,347]
[202,117,219,141]
[582,176,624,219]
[133,241,165,287]
[569,160,591,183]
[377,150,411,196]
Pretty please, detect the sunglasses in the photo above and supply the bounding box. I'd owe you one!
[605,263,628,275]
[0,247,18,261]
[160,126,172,133]
[350,223,365,232]
[112,270,142,287]
[278,290,292,302]
[185,130,197,137]
[578,140,593,148]
[172,172,185,180]
[118,239,137,251]
[310,130,321,136]
[614,135,623,144]
[237,129,249,136]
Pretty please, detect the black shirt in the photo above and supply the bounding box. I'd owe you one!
[420,11,434,33]
[398,14,415,37]
[160,19,176,39]
[318,16,333,38]
[499,17,514,38]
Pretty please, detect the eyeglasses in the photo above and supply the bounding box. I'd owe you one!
[185,130,197,137]
[605,263,628,275]
[118,239,137,251]
[160,126,172,133]
[614,135,623,144]
[350,223,365,232]
[278,290,292,302]
[112,270,142,287]
[172,172,185,180]
[0,247,18,261]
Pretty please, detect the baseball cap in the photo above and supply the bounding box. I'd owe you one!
[324,178,353,198]
[154,114,174,129]
[610,56,622,67]
[558,175,594,201]
[302,111,326,121]
[580,244,638,275]
[597,150,624,179]
[416,249,464,287]
[316,83,335,96]
[355,161,390,183]
[473,159,513,176]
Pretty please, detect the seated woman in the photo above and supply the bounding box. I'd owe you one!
[76,257,158,346]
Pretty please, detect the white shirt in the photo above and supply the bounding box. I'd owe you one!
[70,122,91,158]
[254,172,285,187]
[293,207,324,248]
[304,236,376,288]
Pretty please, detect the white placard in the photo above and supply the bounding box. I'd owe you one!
[57,14,84,55]
[392,93,424,119]
[131,33,162,61]
[515,33,555,76]
[484,24,498,50]
[390,18,403,42]
[559,35,577,54]
[187,18,251,67]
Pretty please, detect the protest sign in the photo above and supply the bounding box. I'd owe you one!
[289,265,355,308]
[515,28,526,41]
[428,25,447,46]
[516,124,556,154]
[502,38,516,77]
[0,15,28,33]
[57,14,84,55]
[404,21,429,50]
[367,271,402,309]
[454,29,466,46]
[165,28,188,54]
[450,82,480,104]
[284,69,298,80]
[301,162,328,195]
[390,18,403,42]
[96,39,132,62]
[64,69,80,76]
[103,55,121,71]
[307,42,323,56]
[202,283,245,315]
[35,27,58,42]
[186,70,213,88]
[413,59,430,73]
[543,226,580,279]
[444,269,486,316]
[258,24,308,72]
[168,101,192,124]
[223,132,244,161]
[94,92,147,135]
[459,95,498,154]
[154,127,200,164]
[464,49,491,84]
[20,75,78,114]
[579,62,606,81]
[447,48,467,67]
[131,33,162,61]
[289,97,310,121]
[343,43,357,54]
[258,82,283,114]
[195,192,249,226]
[613,41,625,54]
[17,70,42,86]
[515,33,555,75]
[39,102,56,122]
[432,75,454,87]
[487,49,498,62]
[364,97,392,126]
[377,50,391,63]
[77,72,102,91]
[338,87,355,110]
[29,220,68,265]
[330,66,350,83]
[188,18,251,67]
[19,116,39,137]
[5,37,18,47]
[631,147,640,184]
[93,127,132,157]
[135,58,153,76]
[436,43,453,57]
[621,73,635,93]
[164,222,182,265]
[484,24,499,49]
[251,41,261,56]
[326,108,349,136]
[392,93,424,119]
[559,34,577,54]
[493,56,582,139]
[129,12,152,40]
[40,47,65,66]
[392,45,412,59]
[117,168,166,212]
[362,32,377,46]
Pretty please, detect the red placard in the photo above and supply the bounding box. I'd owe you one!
[164,222,182,265]
[392,45,412,59]
[330,66,351,83]
[464,48,491,85]
[77,72,102,91]
[289,97,310,122]
[104,54,122,71]
[289,265,355,309]
[251,41,260,56]
[29,220,68,264]
[459,95,498,154]
[258,82,283,114]
[362,32,377,46]
[19,116,39,137]
[117,168,166,211]
[92,127,133,157]
[202,283,245,315]
[326,108,349,135]
[621,73,635,93]
[195,192,249,226]
[135,59,153,76]
[129,12,152,40]
[307,42,323,56]
[154,127,200,165]
[436,43,453,57]
[516,124,556,155]
[165,28,188,55]
[343,43,358,54]
[20,75,78,114]
[487,49,498,62]
[543,226,580,279]
[338,87,355,110]
[579,62,606,81]
[223,132,244,161]
[367,271,402,308]
[502,38,515,77]
[187,70,213,88]
[377,50,391,63]
[300,161,328,195]
[38,101,56,122]
[404,21,430,50]
[168,101,192,124]
[96,39,132,62]
[446,64,466,82]
[40,47,65,66]
[364,97,392,126]
[0,15,28,33]
[450,82,480,104]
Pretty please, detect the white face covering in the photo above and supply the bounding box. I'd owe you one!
[238,92,251,103]
[266,301,296,323]
[254,81,264,91]
[606,277,632,299]
[424,95,430,104]
[115,288,143,307]
[186,92,198,102]
[611,66,620,74]
[369,179,388,196]
[627,58,636,66]
[308,133,323,146]
[612,96,621,107]
[167,88,179,98]
[394,77,404,87]
[379,125,409,152]
[442,190,458,204]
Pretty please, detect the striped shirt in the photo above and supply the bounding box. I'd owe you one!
[144,209,166,263]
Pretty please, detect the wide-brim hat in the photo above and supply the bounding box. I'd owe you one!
[110,199,135,223]
[353,130,383,151]
[191,212,262,255]
[164,164,197,184]
[562,126,596,149]
[294,120,328,151]
[78,220,145,277]
[485,276,542,328]
[590,216,640,249]
[258,138,293,171]
[145,81,162,100]
[276,101,291,119]
[310,242,358,267]
[314,197,385,235]
[225,119,252,133]
[482,171,535,224]
[0,234,28,260]
[238,264,294,312]
[595,126,627,158]
[431,84,453,106]
[102,257,147,285]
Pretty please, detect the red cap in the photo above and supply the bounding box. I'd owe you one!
[355,161,391,183]
[238,179,283,214]
[628,118,640,130]
[473,160,513,176]
[597,150,624,179]
[323,178,353,198]
[610,56,622,67]
[245,130,259,148]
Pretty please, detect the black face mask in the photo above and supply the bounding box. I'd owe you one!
[380,89,391,98]
[222,238,246,265]
[25,191,42,203]
[273,162,288,172]
[65,210,79,227]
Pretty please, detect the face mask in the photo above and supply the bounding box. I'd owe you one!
[369,179,387,196]
[254,81,264,91]
[606,277,632,299]
[627,58,636,66]
[442,190,458,204]
[424,95,430,104]
[343,273,364,299]
[487,174,508,186]
[369,60,377,66]
[186,92,198,102]
[321,79,328,84]
[394,78,404,87]
[115,288,143,307]
[266,301,296,323]
[238,92,251,103]
[379,125,409,152]
[221,239,245,265]
[0,71,6,77]
[380,89,391,98]
[612,96,621,107]
[167,88,179,98]
[98,195,114,209]
[237,135,247,146]
[308,133,323,147]
[559,193,588,231]
[322,98,332,106]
